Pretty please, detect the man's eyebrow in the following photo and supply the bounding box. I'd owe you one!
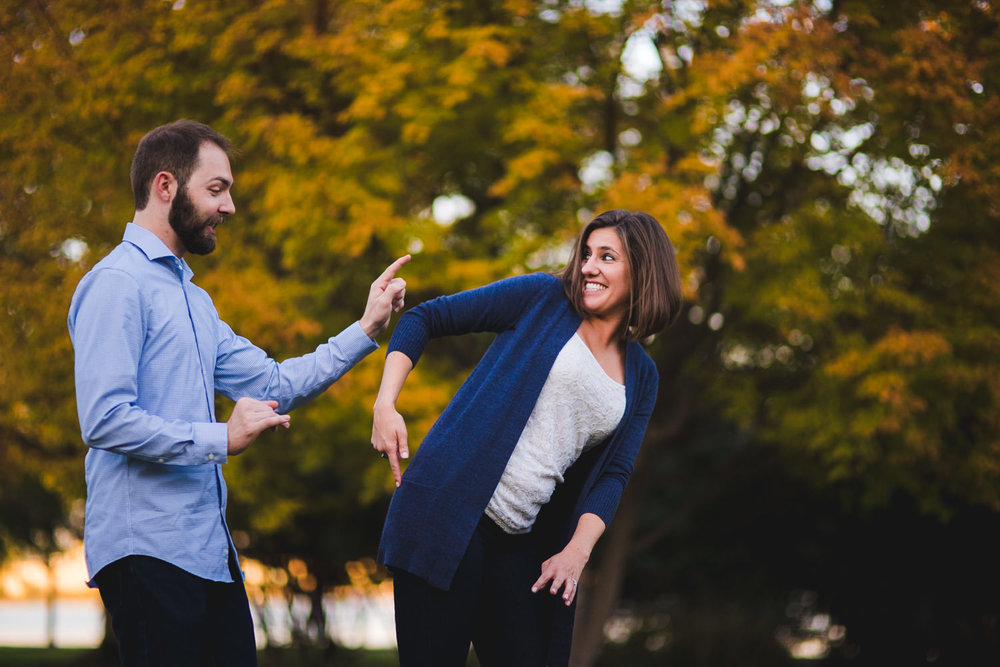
[209,177,233,188]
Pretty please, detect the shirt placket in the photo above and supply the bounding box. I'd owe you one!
[175,258,233,573]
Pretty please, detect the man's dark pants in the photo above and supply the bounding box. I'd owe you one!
[93,554,257,667]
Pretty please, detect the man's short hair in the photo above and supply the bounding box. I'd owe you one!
[130,120,232,210]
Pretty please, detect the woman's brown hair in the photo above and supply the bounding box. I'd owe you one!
[560,210,683,342]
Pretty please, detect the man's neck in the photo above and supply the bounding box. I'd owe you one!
[132,209,184,258]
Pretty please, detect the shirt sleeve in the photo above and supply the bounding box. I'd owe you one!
[388,272,555,366]
[212,319,378,414]
[68,268,228,466]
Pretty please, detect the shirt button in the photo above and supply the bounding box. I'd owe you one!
[208,453,215,461]
[158,458,165,463]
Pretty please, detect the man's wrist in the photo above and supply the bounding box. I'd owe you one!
[360,315,379,339]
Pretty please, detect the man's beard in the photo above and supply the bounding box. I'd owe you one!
[168,185,222,255]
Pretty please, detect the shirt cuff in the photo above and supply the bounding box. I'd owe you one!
[192,422,229,465]
[334,321,380,358]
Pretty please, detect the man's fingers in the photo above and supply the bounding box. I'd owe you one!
[374,255,411,287]
[385,277,406,296]
[377,278,406,303]
[254,403,286,424]
[244,400,288,434]
[267,413,291,428]
[386,278,406,312]
[229,398,289,455]
[253,412,289,436]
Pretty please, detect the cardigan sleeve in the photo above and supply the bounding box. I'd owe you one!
[579,354,659,524]
[387,272,558,366]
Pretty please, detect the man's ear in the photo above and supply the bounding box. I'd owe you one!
[151,171,177,203]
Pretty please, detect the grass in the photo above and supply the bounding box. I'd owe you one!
[0,646,402,667]
[0,648,103,666]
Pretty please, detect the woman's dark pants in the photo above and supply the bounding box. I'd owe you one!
[393,516,554,667]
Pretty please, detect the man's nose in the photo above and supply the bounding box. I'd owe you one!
[220,193,235,216]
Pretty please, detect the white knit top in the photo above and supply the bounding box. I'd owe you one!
[485,333,626,534]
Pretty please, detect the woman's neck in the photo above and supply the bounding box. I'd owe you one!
[577,315,623,350]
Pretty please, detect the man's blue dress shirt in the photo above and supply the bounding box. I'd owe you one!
[68,223,377,584]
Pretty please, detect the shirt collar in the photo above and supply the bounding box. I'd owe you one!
[123,222,194,279]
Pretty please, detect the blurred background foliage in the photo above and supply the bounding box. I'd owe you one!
[2,0,1000,664]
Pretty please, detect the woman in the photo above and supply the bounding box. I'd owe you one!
[371,209,682,666]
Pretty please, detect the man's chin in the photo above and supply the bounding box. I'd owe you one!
[183,235,216,255]
[187,242,216,256]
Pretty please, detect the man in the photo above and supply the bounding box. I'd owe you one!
[67,119,409,666]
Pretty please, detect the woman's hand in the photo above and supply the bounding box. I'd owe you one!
[532,513,606,605]
[532,544,589,606]
[372,402,408,487]
[371,351,415,488]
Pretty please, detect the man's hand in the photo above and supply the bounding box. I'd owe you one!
[227,397,290,456]
[360,255,411,339]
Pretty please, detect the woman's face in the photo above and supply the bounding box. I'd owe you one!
[580,226,631,320]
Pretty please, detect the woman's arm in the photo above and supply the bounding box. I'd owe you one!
[532,512,606,606]
[373,273,555,486]
[532,354,659,604]
[581,359,659,525]
[387,273,555,366]
[371,350,415,487]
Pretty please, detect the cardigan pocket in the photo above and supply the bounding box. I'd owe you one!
[382,477,473,589]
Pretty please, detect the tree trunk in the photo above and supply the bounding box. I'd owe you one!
[307,584,330,647]
[570,482,640,667]
[570,391,694,666]
[45,552,56,648]
[252,594,272,649]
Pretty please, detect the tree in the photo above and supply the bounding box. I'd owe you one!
[567,0,1000,664]
[3,1,999,663]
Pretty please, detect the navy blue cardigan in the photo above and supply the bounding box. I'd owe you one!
[378,273,658,661]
